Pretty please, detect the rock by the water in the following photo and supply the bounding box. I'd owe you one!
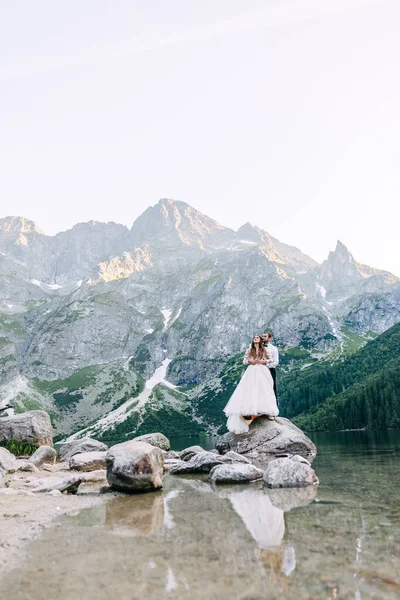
[29,445,56,468]
[131,433,170,452]
[171,451,225,474]
[164,450,180,460]
[163,459,185,473]
[179,445,206,461]
[106,441,164,493]
[0,447,17,472]
[69,451,107,472]
[209,463,264,484]
[58,437,108,462]
[224,451,251,464]
[0,410,53,448]
[171,450,250,475]
[263,455,319,488]
[216,417,316,458]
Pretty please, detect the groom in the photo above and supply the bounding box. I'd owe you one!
[262,331,279,399]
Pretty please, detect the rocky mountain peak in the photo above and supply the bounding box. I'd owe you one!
[235,222,265,245]
[331,240,354,262]
[131,198,234,249]
[0,216,44,236]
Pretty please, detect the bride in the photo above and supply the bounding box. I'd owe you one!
[224,334,279,434]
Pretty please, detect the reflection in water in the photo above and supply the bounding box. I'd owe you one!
[218,485,316,587]
[1,431,400,600]
[105,492,165,536]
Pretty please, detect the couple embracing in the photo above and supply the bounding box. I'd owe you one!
[224,332,279,434]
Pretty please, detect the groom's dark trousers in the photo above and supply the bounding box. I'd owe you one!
[269,368,277,402]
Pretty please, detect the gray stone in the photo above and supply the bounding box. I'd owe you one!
[0,469,4,487]
[33,470,107,493]
[224,451,251,464]
[263,456,319,488]
[171,451,225,474]
[18,460,40,473]
[29,445,57,467]
[58,437,108,462]
[179,445,206,461]
[0,447,17,472]
[209,463,264,484]
[165,450,180,459]
[216,417,316,458]
[131,432,170,451]
[69,451,107,472]
[0,410,53,447]
[163,459,185,473]
[106,441,164,493]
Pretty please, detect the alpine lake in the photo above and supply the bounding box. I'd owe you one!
[0,430,399,600]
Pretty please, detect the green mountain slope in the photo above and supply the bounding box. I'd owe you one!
[280,323,400,431]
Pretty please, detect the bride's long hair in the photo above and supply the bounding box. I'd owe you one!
[249,335,265,360]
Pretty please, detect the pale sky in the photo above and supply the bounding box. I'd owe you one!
[1,0,399,275]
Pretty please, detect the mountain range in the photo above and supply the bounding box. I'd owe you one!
[0,198,399,439]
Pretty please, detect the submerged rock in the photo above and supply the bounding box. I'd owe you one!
[58,437,108,462]
[209,463,264,484]
[29,445,57,468]
[131,433,170,451]
[216,416,316,458]
[69,451,107,472]
[263,455,319,488]
[268,485,318,511]
[106,441,164,493]
[0,410,53,447]
[0,447,17,473]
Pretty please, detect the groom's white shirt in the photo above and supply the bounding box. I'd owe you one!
[265,343,279,369]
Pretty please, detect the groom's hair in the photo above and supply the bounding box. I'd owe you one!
[264,331,272,339]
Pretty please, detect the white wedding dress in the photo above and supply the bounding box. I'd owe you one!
[224,348,279,434]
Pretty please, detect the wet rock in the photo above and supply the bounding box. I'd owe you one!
[106,441,164,493]
[0,448,17,473]
[263,455,319,488]
[216,416,316,458]
[179,445,206,461]
[58,437,108,462]
[209,463,264,484]
[0,410,53,447]
[131,432,170,452]
[69,451,107,472]
[29,445,57,468]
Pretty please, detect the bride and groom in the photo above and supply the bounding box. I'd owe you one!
[224,332,279,434]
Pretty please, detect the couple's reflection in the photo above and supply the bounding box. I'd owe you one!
[218,485,317,583]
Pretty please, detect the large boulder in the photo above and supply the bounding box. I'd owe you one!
[216,417,316,458]
[0,447,17,472]
[58,437,108,462]
[263,455,319,488]
[0,410,53,447]
[131,433,170,452]
[106,441,164,493]
[28,445,56,468]
[209,463,264,484]
[69,451,107,472]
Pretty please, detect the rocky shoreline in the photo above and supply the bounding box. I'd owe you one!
[0,409,319,578]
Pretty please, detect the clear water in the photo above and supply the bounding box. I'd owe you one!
[1,431,399,600]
